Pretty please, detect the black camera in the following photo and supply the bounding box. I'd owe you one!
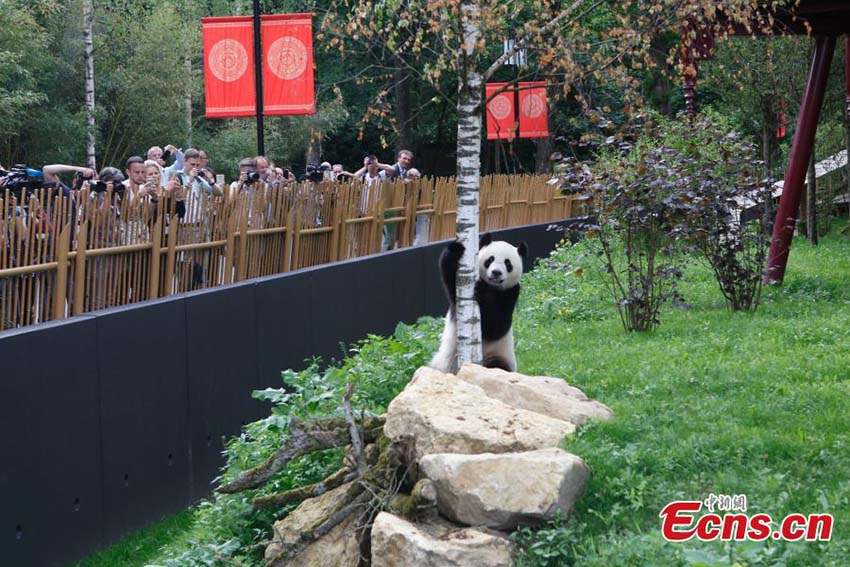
[92,172,126,195]
[1,164,44,200]
[245,170,261,183]
[161,149,172,161]
[305,163,330,183]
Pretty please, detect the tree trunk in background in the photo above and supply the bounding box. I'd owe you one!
[306,127,321,165]
[846,89,850,222]
[83,0,96,169]
[185,57,193,147]
[806,151,817,245]
[762,112,774,231]
[454,0,483,370]
[395,67,413,152]
[534,85,557,173]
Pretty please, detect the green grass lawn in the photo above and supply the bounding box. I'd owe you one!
[78,233,849,566]
[512,233,850,566]
[74,511,194,567]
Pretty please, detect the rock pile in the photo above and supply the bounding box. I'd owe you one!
[265,364,612,566]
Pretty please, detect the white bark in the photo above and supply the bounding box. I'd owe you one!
[185,57,193,146]
[83,0,96,169]
[455,0,483,367]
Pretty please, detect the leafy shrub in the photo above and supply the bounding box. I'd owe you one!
[558,113,773,326]
[656,115,772,311]
[153,319,440,566]
[560,146,687,332]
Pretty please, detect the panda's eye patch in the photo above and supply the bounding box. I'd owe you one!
[505,259,513,272]
[484,256,495,268]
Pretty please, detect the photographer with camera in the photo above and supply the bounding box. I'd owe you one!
[195,149,223,195]
[147,144,183,186]
[229,158,261,196]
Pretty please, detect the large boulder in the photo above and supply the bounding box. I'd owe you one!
[269,514,360,567]
[457,364,613,426]
[419,448,589,530]
[370,511,512,567]
[265,482,360,566]
[384,367,575,459]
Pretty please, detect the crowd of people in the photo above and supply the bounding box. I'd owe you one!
[1,146,422,204]
[0,146,431,327]
[0,145,429,255]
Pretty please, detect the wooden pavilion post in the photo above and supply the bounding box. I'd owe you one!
[765,35,836,284]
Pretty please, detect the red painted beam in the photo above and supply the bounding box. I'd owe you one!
[765,35,836,285]
[846,36,850,112]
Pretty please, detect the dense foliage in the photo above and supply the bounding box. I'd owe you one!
[6,0,826,182]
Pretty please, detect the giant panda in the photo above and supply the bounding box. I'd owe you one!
[429,233,528,374]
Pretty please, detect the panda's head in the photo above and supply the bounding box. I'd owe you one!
[478,233,528,290]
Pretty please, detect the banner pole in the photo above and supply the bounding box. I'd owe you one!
[253,0,265,155]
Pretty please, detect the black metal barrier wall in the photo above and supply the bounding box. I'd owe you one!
[0,218,584,566]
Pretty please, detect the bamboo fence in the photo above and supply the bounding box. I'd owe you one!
[0,175,579,331]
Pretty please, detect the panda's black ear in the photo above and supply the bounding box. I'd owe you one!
[518,242,528,259]
[479,233,493,248]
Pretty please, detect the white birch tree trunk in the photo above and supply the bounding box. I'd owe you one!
[454,0,483,368]
[185,57,193,146]
[83,0,96,169]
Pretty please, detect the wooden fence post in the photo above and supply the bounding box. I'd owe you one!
[282,206,295,272]
[291,203,303,270]
[73,221,88,316]
[148,215,163,300]
[52,224,71,320]
[223,204,238,284]
[373,190,386,255]
[401,184,417,248]
[164,219,179,296]
[236,210,249,282]
[328,192,343,263]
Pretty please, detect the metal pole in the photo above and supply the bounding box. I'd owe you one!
[253,0,265,156]
[765,35,835,285]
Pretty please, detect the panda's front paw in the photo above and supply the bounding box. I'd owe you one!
[446,239,465,259]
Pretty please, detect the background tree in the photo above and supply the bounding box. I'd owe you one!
[324,0,773,369]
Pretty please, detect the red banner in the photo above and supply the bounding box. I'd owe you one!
[486,83,516,140]
[261,14,315,115]
[518,82,548,139]
[202,16,256,118]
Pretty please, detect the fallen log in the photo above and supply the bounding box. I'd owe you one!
[218,414,385,494]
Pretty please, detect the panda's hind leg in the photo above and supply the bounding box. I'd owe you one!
[428,310,457,373]
[481,330,517,372]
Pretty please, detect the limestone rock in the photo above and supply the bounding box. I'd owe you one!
[419,448,589,530]
[457,364,613,426]
[269,514,360,567]
[384,367,575,459]
[265,482,360,565]
[370,511,512,567]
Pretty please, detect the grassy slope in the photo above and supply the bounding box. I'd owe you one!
[74,511,194,567]
[513,234,850,566]
[78,234,849,566]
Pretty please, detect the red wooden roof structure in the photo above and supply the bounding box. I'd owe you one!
[683,1,850,284]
